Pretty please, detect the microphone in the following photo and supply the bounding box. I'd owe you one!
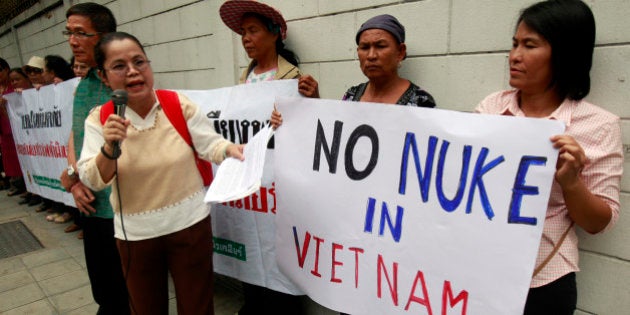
[111,89,127,158]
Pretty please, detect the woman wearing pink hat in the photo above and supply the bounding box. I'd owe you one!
[220,1,306,313]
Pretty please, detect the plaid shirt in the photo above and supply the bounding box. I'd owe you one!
[476,90,623,287]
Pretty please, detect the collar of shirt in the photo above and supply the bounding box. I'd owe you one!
[85,67,100,82]
[499,90,576,127]
[125,90,160,130]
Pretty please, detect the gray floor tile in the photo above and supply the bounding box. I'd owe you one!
[168,297,178,314]
[39,269,90,296]
[0,257,25,276]
[0,283,46,312]
[49,285,94,313]
[0,207,27,223]
[0,299,56,315]
[0,269,35,293]
[30,258,82,281]
[65,302,99,315]
[62,243,84,259]
[57,231,84,249]
[21,248,71,269]
[73,255,87,268]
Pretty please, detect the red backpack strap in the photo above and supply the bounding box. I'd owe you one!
[156,90,192,145]
[99,100,115,125]
[155,89,214,186]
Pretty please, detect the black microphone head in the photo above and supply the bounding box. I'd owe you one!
[111,89,127,117]
[111,89,128,105]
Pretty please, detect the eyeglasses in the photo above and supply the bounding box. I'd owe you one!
[24,67,43,75]
[107,59,151,76]
[62,30,101,39]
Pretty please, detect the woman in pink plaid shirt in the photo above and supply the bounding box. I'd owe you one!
[475,1,623,314]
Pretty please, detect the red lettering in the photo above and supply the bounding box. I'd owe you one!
[311,236,324,277]
[404,270,433,314]
[293,227,311,268]
[251,187,268,213]
[269,182,276,214]
[243,194,251,210]
[442,281,468,315]
[377,254,398,306]
[331,243,343,283]
[348,247,364,288]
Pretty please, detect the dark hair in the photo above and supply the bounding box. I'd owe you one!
[94,32,146,74]
[44,55,74,81]
[9,68,32,88]
[10,67,29,80]
[66,2,117,33]
[0,57,9,71]
[518,0,595,100]
[243,12,299,67]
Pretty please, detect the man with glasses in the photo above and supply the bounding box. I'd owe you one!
[59,2,129,314]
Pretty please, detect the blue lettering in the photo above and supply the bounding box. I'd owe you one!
[465,147,504,220]
[364,197,404,242]
[436,141,472,212]
[508,156,547,225]
[399,134,438,202]
[364,197,377,233]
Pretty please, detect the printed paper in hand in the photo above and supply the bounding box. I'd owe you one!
[204,125,274,203]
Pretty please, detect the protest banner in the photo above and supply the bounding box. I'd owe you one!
[185,80,303,294]
[273,97,565,314]
[4,79,79,206]
[3,81,301,295]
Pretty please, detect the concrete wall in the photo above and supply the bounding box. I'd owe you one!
[1,0,628,313]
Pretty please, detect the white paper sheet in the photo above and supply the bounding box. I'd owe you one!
[204,124,274,203]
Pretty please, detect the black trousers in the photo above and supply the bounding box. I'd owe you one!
[524,272,577,315]
[83,217,130,315]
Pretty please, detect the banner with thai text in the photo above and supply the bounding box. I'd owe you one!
[4,79,79,206]
[273,97,565,314]
[182,80,303,294]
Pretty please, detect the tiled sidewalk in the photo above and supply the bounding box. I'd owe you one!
[0,191,243,314]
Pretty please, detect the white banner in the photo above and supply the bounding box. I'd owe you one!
[273,97,565,314]
[4,81,302,295]
[4,79,79,206]
[182,80,303,294]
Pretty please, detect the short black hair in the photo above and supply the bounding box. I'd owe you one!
[9,67,28,79]
[94,32,146,75]
[44,55,74,81]
[0,57,9,71]
[518,0,595,100]
[66,2,117,33]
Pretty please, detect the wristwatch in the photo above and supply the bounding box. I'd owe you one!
[67,164,78,179]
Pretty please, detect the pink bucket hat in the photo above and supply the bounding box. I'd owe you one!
[219,0,287,40]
